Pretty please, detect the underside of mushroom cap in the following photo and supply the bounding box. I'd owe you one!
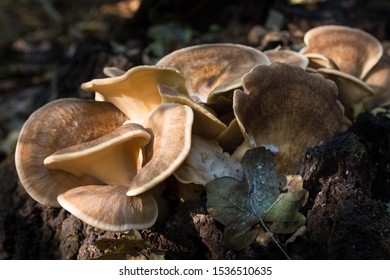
[126,103,194,196]
[317,68,374,119]
[157,83,226,138]
[300,25,383,80]
[15,98,128,207]
[58,185,158,231]
[156,43,271,103]
[233,62,343,175]
[44,122,151,188]
[81,65,189,122]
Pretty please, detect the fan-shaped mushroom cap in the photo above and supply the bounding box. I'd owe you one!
[15,99,128,207]
[300,25,383,79]
[157,84,226,138]
[44,123,151,188]
[81,65,189,122]
[264,49,309,69]
[58,185,158,231]
[233,63,343,175]
[363,54,390,111]
[126,103,194,196]
[317,68,374,119]
[174,135,243,186]
[156,43,271,103]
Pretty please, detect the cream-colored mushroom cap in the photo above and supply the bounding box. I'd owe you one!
[126,103,194,196]
[317,68,374,119]
[58,185,158,231]
[156,43,271,103]
[233,63,343,175]
[15,99,128,207]
[157,84,226,138]
[300,25,383,79]
[81,65,189,122]
[264,49,309,69]
[44,123,151,188]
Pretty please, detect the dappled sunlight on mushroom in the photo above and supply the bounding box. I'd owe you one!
[174,135,243,186]
[126,103,194,196]
[264,49,309,69]
[233,63,343,175]
[58,185,158,232]
[156,43,271,103]
[316,68,375,120]
[15,99,128,207]
[300,25,383,80]
[44,122,151,188]
[81,65,189,122]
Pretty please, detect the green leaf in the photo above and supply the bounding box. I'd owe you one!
[264,175,308,234]
[205,147,286,250]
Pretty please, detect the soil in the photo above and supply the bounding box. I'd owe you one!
[0,0,390,259]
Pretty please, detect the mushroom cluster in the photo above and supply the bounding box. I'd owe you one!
[16,41,351,232]
[300,25,390,118]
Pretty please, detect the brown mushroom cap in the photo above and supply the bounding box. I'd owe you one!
[304,53,339,70]
[81,65,188,122]
[58,185,158,231]
[126,103,194,196]
[233,63,343,175]
[15,99,128,207]
[264,49,309,69]
[300,25,383,79]
[44,123,151,188]
[156,43,271,103]
[317,68,374,119]
[363,54,390,111]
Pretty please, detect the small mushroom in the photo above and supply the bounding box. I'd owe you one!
[264,49,309,69]
[174,135,243,186]
[15,98,128,207]
[316,68,374,119]
[44,122,151,188]
[58,185,158,231]
[81,65,189,122]
[300,25,383,79]
[233,63,343,175]
[126,103,194,196]
[156,43,271,103]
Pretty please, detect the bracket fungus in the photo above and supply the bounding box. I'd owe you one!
[81,65,189,122]
[300,25,383,80]
[156,43,271,103]
[233,62,344,175]
[15,98,128,207]
[264,49,309,69]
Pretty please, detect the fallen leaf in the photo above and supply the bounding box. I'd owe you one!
[205,147,286,250]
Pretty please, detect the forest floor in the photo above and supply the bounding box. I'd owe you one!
[0,0,389,259]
